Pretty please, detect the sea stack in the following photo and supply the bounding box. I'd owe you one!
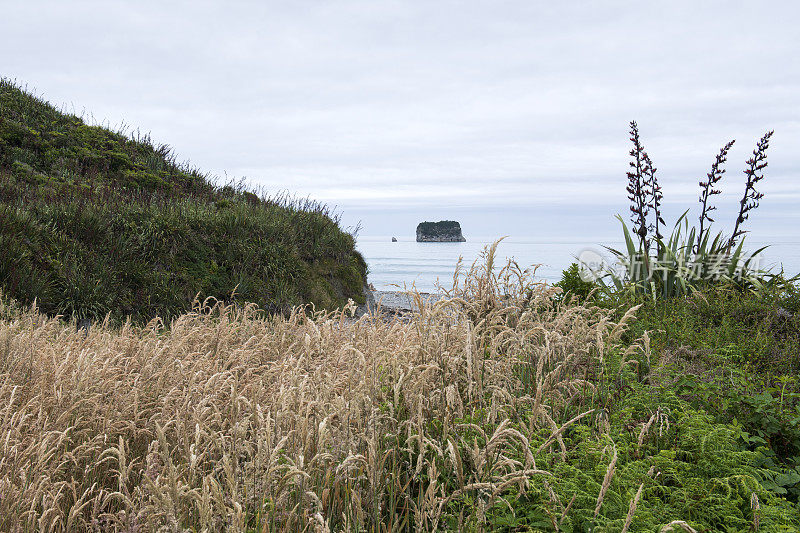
[416,221,466,242]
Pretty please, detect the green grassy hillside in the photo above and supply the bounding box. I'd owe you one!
[0,79,367,323]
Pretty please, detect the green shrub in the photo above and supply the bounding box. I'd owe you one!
[554,262,597,301]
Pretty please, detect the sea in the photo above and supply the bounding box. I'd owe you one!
[356,235,800,292]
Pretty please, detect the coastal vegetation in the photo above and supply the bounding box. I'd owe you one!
[0,79,367,324]
[0,86,798,531]
[0,248,798,531]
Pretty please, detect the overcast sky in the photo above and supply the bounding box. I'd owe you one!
[2,1,798,238]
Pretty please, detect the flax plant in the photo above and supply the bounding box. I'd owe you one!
[600,126,776,299]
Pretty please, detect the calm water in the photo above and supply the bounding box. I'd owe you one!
[357,235,800,292]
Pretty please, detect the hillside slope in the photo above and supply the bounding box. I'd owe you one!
[0,79,367,323]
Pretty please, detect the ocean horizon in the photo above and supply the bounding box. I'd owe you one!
[357,235,800,292]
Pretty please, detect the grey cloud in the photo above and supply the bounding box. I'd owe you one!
[1,0,797,235]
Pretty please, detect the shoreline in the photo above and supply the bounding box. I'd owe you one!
[356,290,443,318]
[371,290,442,313]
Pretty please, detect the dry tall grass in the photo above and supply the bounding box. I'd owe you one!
[0,248,643,531]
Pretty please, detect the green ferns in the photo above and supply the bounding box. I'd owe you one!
[538,405,793,531]
[436,374,799,531]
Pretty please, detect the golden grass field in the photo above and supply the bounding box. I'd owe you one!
[0,247,777,532]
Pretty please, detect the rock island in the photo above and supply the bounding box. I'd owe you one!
[415,220,466,242]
